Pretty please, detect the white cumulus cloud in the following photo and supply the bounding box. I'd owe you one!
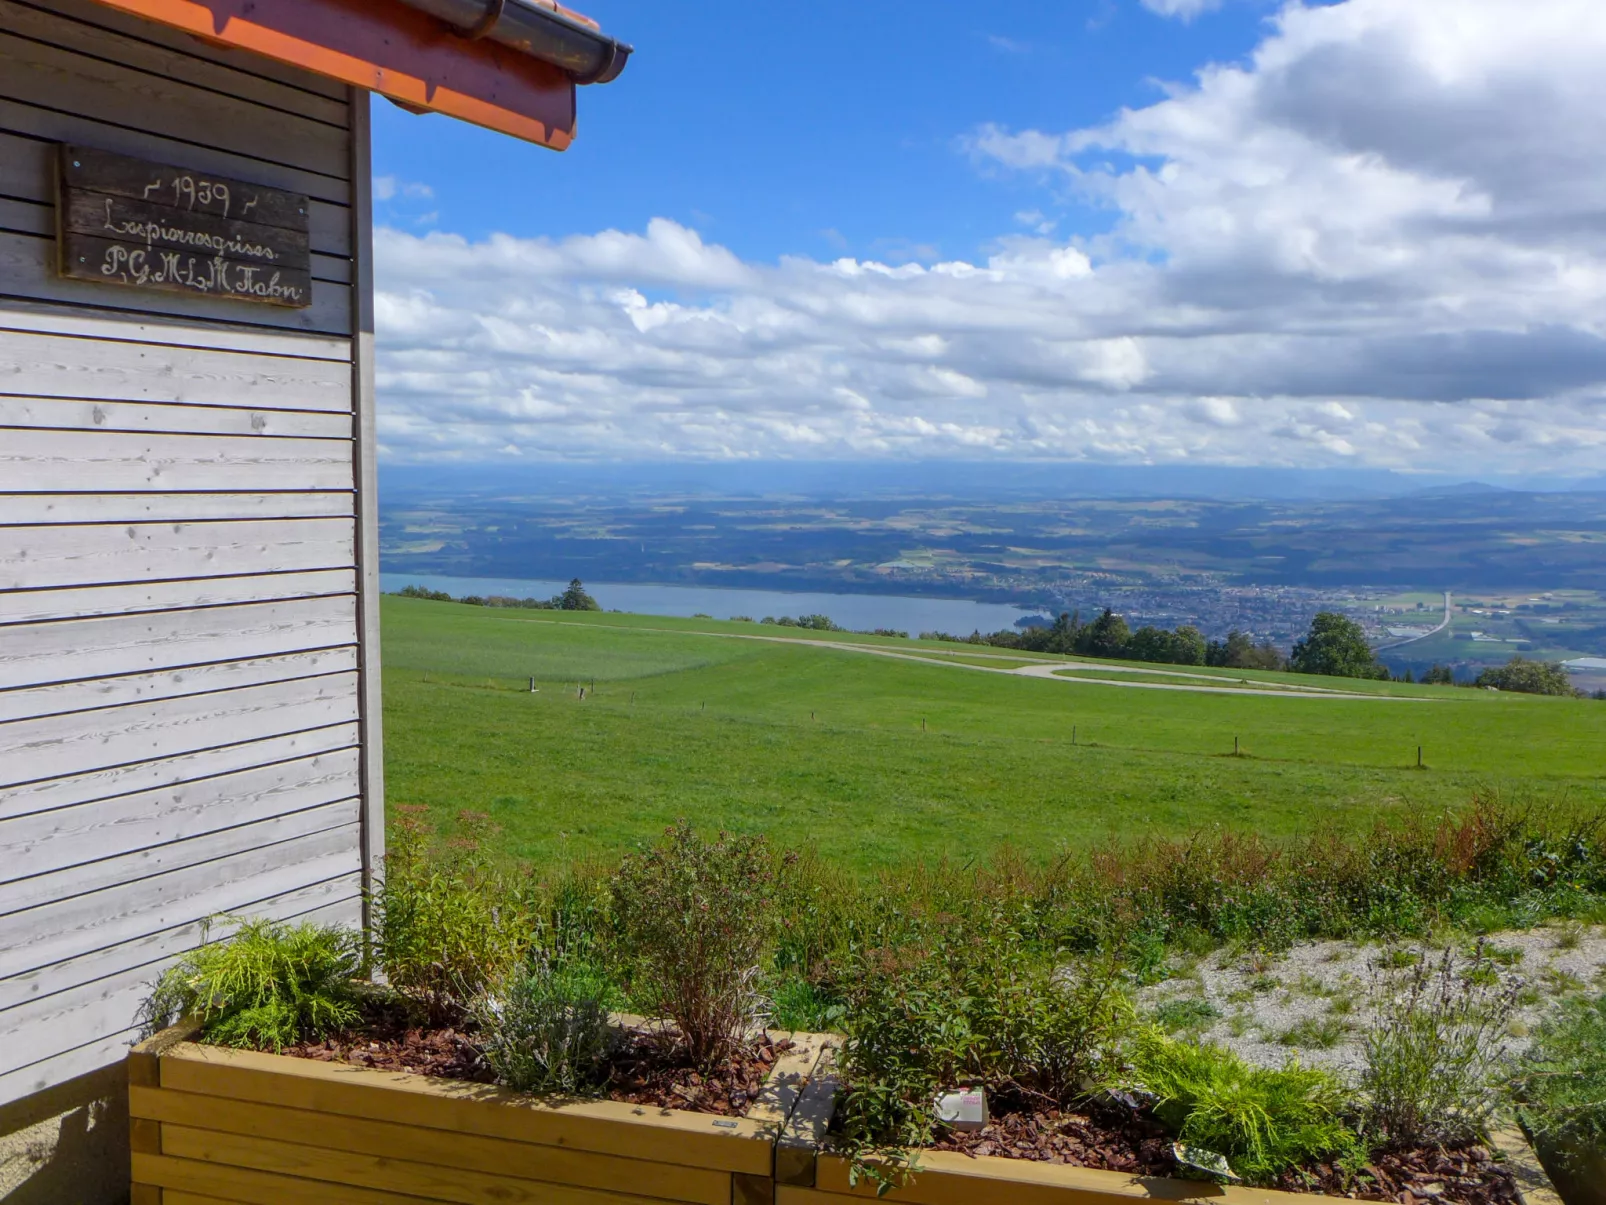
[375,0,1606,475]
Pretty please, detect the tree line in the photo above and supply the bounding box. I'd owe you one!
[919,607,1283,670]
[396,579,601,611]
[922,608,1595,697]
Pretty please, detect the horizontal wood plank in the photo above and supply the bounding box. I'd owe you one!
[0,720,358,821]
[812,1152,1326,1205]
[26,0,350,103]
[0,889,359,1104]
[134,1151,479,1205]
[0,395,351,439]
[0,647,358,725]
[0,229,351,335]
[0,595,356,692]
[0,428,352,493]
[0,1022,144,1107]
[0,569,355,627]
[0,795,359,922]
[0,517,355,591]
[133,1091,731,1205]
[0,810,359,1055]
[0,492,351,527]
[0,296,350,360]
[0,748,360,883]
[0,670,359,789]
[0,823,361,978]
[60,231,315,311]
[0,874,360,1014]
[0,326,351,410]
[62,145,310,236]
[159,1124,690,1205]
[0,0,350,122]
[0,131,352,258]
[0,30,348,179]
[0,100,352,209]
[158,1046,778,1176]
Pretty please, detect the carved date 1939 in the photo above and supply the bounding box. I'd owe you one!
[56,144,312,309]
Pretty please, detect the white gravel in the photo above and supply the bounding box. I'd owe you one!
[1138,922,1606,1076]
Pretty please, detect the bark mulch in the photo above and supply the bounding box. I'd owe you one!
[928,1087,1173,1174]
[280,999,787,1118]
[927,1087,1520,1205]
[1271,1143,1521,1205]
[605,1030,791,1116]
[283,997,493,1084]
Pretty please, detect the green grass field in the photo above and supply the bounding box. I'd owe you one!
[382,596,1606,871]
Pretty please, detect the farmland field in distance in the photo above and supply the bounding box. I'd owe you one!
[381,595,1606,870]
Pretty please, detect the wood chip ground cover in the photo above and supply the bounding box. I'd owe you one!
[282,997,786,1116]
[924,1090,1520,1205]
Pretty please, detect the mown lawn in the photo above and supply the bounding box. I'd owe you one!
[381,596,1606,870]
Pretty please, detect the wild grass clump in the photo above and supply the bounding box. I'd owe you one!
[613,821,777,1068]
[373,806,528,1021]
[1511,993,1606,1169]
[475,955,615,1096]
[1358,945,1518,1147]
[1128,1029,1359,1183]
[145,918,360,1052]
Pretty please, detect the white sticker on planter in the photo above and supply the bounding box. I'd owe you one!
[934,1088,987,1132]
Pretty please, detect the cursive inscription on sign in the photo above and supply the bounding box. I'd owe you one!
[56,145,312,308]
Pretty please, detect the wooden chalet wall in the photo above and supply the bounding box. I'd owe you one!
[0,0,382,1109]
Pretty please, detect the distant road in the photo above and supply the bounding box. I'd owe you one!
[1376,591,1452,651]
[511,616,1430,701]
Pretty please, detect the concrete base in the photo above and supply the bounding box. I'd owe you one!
[1,1065,128,1204]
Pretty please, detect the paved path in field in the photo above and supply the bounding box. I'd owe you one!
[1375,589,1453,651]
[518,616,1429,701]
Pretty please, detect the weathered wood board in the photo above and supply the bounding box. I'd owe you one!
[57,145,314,308]
[0,0,376,1133]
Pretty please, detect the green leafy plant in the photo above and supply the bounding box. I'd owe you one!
[1359,944,1518,1147]
[373,806,527,1021]
[832,913,1131,1192]
[145,918,361,1052]
[475,955,616,1096]
[1127,1029,1358,1183]
[1511,994,1606,1171]
[613,821,777,1068]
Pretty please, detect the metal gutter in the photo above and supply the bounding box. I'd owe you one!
[393,0,632,83]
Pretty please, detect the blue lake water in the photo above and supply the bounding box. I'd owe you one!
[379,572,1038,635]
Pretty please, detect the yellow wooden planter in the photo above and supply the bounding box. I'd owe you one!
[128,1021,838,1205]
[770,1055,1565,1205]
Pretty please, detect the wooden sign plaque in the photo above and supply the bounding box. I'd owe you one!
[55,145,313,308]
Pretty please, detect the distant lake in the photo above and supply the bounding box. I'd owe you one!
[379,572,1038,635]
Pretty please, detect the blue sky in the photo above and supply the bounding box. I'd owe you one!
[375,1,1281,264]
[367,0,1606,477]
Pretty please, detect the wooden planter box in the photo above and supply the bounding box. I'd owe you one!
[128,1021,838,1205]
[771,1060,1566,1205]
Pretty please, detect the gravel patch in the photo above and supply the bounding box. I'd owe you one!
[1138,922,1606,1075]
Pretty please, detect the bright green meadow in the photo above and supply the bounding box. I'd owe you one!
[381,596,1606,870]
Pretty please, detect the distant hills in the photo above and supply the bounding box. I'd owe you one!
[381,460,1605,505]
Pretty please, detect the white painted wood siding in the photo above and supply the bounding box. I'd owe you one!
[0,0,377,1106]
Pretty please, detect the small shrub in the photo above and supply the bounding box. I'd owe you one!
[613,822,776,1068]
[145,918,360,1052]
[1359,945,1518,1147]
[1127,1029,1358,1183]
[1512,994,1606,1169]
[374,807,528,1021]
[832,914,1130,1189]
[476,956,615,1096]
